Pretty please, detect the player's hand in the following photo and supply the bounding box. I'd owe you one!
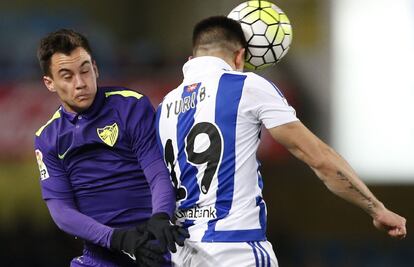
[135,240,165,267]
[146,212,190,253]
[110,225,165,266]
[372,208,407,239]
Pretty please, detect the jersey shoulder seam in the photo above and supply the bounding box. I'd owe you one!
[35,109,61,137]
[104,89,143,100]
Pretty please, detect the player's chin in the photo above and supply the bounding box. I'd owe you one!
[75,99,93,110]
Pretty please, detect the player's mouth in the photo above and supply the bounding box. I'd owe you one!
[75,94,90,101]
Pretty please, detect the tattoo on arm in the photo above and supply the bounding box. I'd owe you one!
[336,171,376,214]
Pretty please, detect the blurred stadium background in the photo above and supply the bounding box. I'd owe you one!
[0,0,413,266]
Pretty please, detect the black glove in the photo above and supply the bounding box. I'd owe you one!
[110,225,165,267]
[146,212,190,253]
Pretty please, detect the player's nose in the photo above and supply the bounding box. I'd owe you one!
[74,74,86,89]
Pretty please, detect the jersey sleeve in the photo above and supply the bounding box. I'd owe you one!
[243,73,299,129]
[126,96,165,168]
[125,95,175,215]
[34,136,74,200]
[46,198,113,248]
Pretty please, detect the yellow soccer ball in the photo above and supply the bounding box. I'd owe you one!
[228,0,293,70]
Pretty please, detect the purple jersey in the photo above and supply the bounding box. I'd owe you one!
[34,87,175,228]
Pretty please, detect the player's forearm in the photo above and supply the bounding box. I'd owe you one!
[143,158,176,217]
[310,145,384,217]
[46,198,114,248]
[269,122,385,218]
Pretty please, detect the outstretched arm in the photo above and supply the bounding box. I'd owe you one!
[268,121,407,239]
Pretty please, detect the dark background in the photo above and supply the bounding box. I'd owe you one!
[0,0,412,266]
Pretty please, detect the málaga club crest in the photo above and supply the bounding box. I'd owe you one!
[97,123,119,147]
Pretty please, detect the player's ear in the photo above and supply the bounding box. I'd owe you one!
[235,48,245,71]
[43,76,56,93]
[93,60,99,78]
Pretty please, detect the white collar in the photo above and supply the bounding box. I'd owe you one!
[182,56,234,80]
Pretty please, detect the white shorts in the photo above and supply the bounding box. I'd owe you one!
[172,240,278,267]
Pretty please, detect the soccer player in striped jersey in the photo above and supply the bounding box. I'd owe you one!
[34,29,188,267]
[156,16,407,267]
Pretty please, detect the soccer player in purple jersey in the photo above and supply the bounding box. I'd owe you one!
[34,29,188,267]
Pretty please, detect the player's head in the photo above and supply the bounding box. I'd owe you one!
[37,29,99,114]
[192,16,247,71]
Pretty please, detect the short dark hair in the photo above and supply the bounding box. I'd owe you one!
[192,16,247,55]
[37,29,93,76]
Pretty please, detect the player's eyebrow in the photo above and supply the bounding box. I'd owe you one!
[80,60,91,67]
[57,68,72,75]
[57,60,91,75]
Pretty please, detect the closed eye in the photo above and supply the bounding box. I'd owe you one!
[63,74,73,80]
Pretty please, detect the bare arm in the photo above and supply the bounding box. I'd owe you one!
[268,121,407,239]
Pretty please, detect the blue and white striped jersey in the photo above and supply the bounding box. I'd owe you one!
[156,56,298,242]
